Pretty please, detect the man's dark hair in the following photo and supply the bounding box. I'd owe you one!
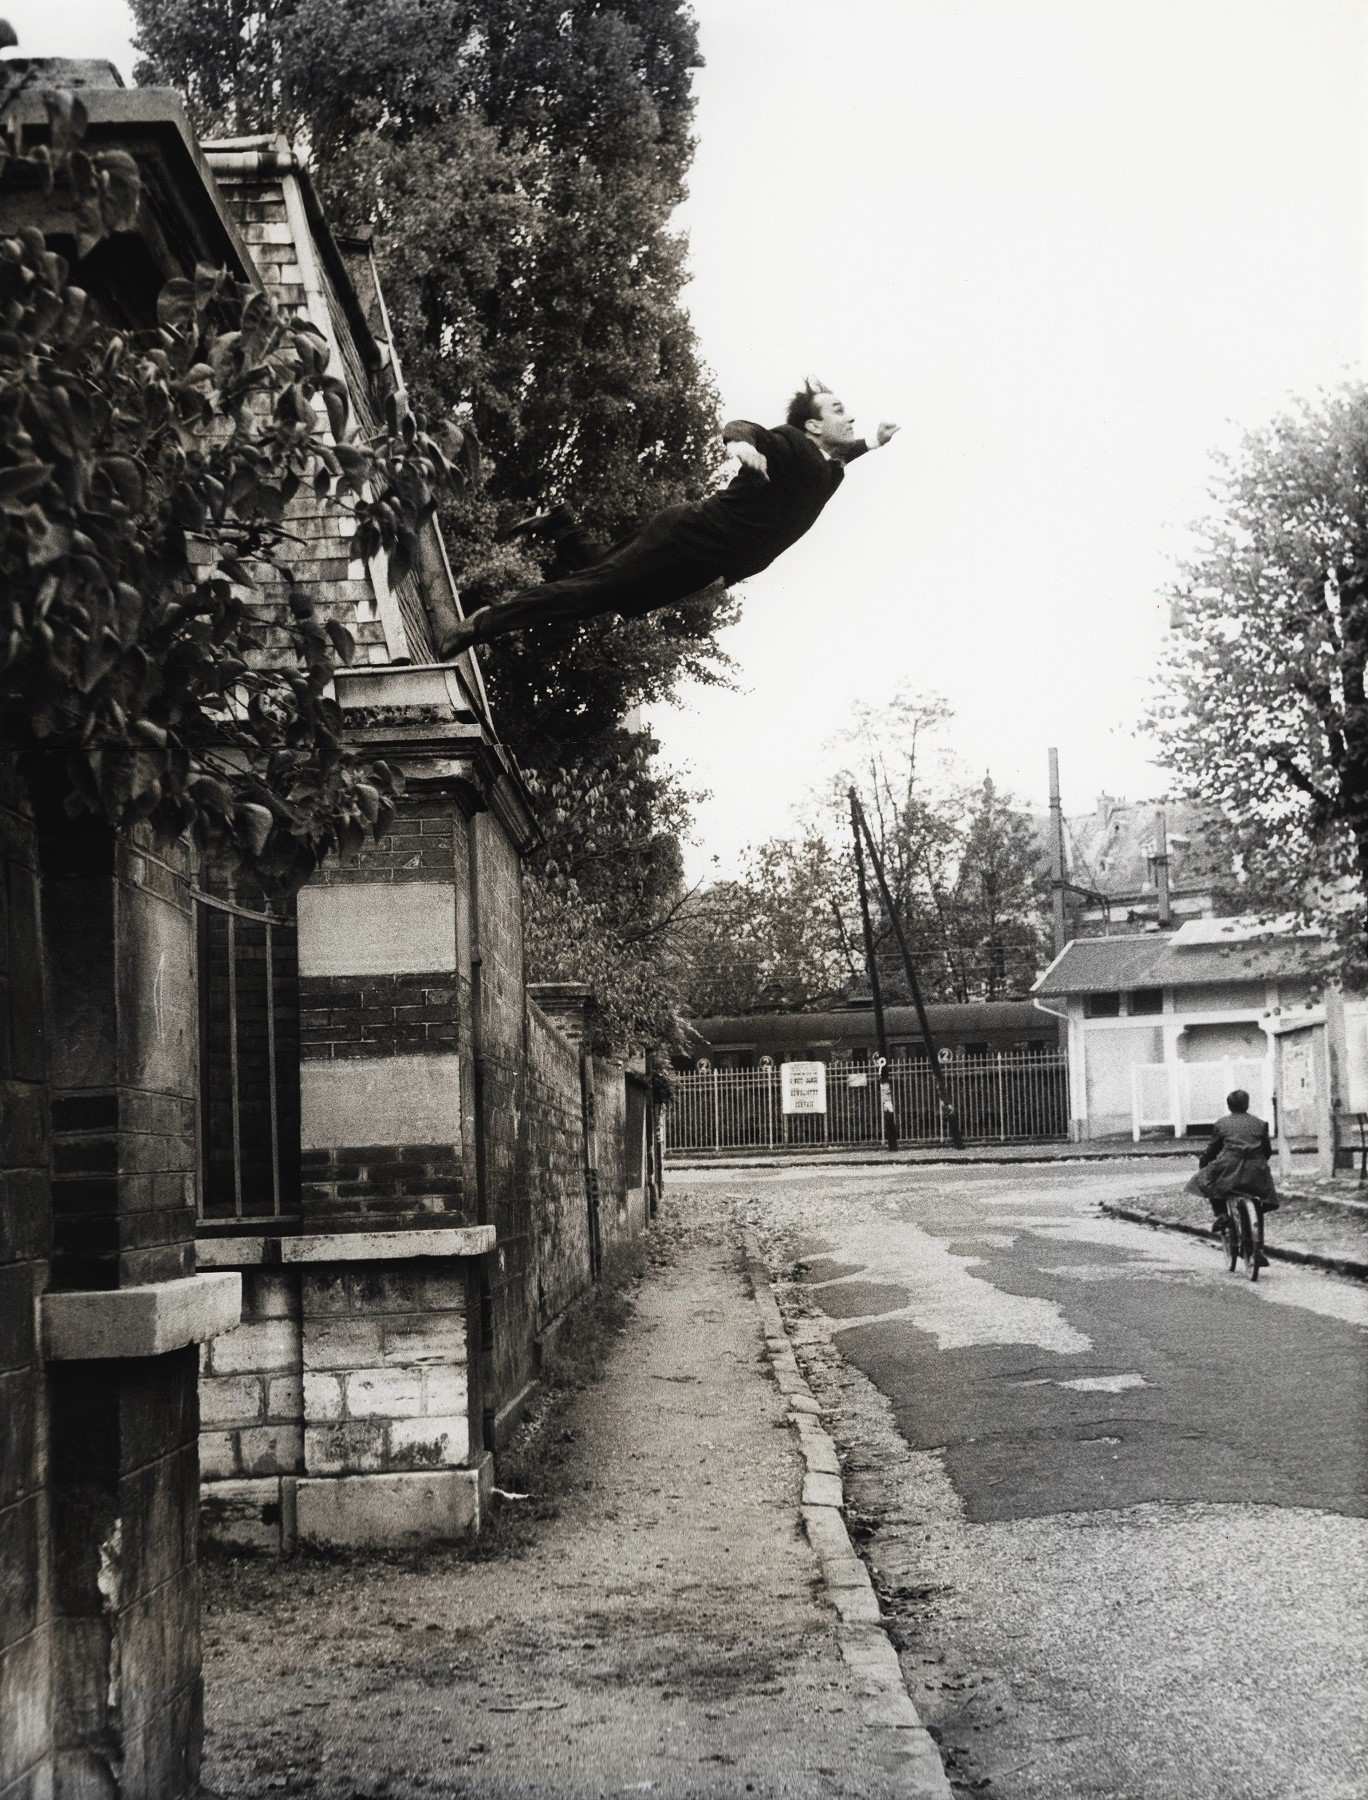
[786,386,824,431]
[1227,1088,1250,1113]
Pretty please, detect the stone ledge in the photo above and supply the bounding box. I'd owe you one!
[282,1227,495,1263]
[295,1455,493,1547]
[197,1236,268,1268]
[43,1273,242,1360]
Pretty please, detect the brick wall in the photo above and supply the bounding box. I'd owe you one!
[0,772,52,1800]
[199,1272,304,1483]
[299,1144,469,1228]
[471,816,538,1419]
[525,1003,593,1331]
[300,974,459,1060]
[592,1061,631,1245]
[308,799,456,888]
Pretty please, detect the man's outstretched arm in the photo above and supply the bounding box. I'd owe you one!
[722,418,777,478]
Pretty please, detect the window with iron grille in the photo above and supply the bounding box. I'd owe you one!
[195,888,300,1224]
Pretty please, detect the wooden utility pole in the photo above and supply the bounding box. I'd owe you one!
[848,788,899,1151]
[851,793,965,1152]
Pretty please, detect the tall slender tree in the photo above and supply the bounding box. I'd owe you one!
[1152,381,1368,975]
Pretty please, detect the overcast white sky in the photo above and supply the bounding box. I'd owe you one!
[10,0,1367,878]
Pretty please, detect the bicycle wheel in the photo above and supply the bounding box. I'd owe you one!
[1249,1201,1264,1284]
[1233,1196,1256,1280]
[1223,1203,1238,1272]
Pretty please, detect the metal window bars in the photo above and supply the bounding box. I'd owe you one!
[194,887,299,1223]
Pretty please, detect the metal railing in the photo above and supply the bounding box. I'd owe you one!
[664,1051,1070,1155]
[195,888,299,1222]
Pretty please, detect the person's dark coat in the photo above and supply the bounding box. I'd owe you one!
[1186,1110,1278,1203]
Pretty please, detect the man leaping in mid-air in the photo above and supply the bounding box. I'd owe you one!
[437,378,900,658]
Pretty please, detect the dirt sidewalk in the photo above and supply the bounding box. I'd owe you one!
[201,1192,935,1798]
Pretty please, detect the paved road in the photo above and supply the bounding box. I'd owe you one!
[688,1160,1368,1800]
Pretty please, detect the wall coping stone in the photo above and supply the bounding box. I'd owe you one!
[44,1272,243,1359]
[282,1226,495,1262]
[196,1236,269,1267]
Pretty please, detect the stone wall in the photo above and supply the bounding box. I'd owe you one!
[300,1262,471,1476]
[592,1061,630,1244]
[472,813,540,1428]
[525,1002,593,1333]
[199,1271,304,1486]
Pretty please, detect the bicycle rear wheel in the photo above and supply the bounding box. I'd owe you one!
[1233,1196,1256,1280]
[1223,1203,1239,1272]
[1248,1201,1264,1283]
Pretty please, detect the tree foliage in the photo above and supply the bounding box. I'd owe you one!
[0,58,472,882]
[129,0,733,761]
[1152,383,1368,972]
[679,693,1051,1015]
[523,728,702,1051]
[132,0,736,1043]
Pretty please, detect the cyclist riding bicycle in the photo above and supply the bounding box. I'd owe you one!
[1186,1088,1280,1264]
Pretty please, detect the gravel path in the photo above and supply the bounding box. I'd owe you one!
[201,1197,913,1798]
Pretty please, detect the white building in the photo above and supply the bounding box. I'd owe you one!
[1031,916,1332,1144]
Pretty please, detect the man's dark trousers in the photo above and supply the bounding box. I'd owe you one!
[471,505,720,640]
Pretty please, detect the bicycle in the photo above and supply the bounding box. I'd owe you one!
[1218,1191,1266,1282]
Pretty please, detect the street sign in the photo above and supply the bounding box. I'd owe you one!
[781,1060,828,1114]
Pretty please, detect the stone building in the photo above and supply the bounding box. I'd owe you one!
[1,68,658,1800]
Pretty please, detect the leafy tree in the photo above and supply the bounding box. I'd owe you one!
[678,694,1051,1014]
[0,54,471,883]
[677,836,859,1017]
[129,0,733,761]
[523,727,702,1050]
[936,776,1051,1001]
[1152,382,1368,973]
[132,0,736,1046]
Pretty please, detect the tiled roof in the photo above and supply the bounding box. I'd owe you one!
[1034,923,1323,996]
[1033,937,1167,996]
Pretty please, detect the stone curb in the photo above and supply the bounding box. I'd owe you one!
[1100,1203,1368,1282]
[740,1225,954,1800]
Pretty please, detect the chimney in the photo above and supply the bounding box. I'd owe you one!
[1153,808,1172,927]
[1049,748,1067,956]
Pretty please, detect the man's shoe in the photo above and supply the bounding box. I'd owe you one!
[1210,1220,1227,1236]
[496,502,574,545]
[438,618,478,659]
[1255,1249,1270,1267]
[1263,1196,1280,1212]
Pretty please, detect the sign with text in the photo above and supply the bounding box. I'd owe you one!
[781,1060,828,1115]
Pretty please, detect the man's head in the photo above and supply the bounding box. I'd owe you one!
[786,376,858,455]
[1227,1089,1250,1114]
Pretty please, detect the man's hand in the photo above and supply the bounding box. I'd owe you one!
[730,440,769,479]
[875,421,900,447]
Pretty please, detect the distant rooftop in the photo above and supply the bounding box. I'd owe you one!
[1033,917,1325,997]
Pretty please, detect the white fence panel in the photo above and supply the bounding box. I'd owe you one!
[1130,1056,1270,1139]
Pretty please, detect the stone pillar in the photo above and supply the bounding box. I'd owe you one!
[36,817,239,1799]
[0,773,53,1800]
[286,786,495,1546]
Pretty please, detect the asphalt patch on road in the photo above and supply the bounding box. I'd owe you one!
[806,1280,911,1319]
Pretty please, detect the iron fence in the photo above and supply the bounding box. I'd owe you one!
[195,888,300,1222]
[664,1051,1070,1155]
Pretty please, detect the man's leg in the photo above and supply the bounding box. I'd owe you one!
[440,504,713,656]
